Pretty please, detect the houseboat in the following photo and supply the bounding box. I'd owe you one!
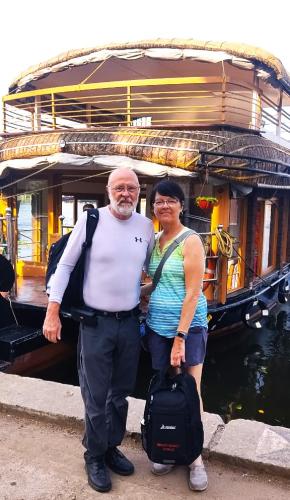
[0,39,290,372]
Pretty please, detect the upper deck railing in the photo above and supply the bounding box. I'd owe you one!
[2,77,290,139]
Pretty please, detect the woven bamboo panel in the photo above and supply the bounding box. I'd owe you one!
[0,132,64,161]
[0,127,290,187]
[0,129,201,168]
[63,129,200,169]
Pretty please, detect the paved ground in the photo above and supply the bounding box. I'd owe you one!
[0,412,290,500]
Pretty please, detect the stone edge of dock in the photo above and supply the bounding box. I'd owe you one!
[0,372,289,478]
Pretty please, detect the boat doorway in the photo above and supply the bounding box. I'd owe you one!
[227,197,247,292]
[253,198,279,278]
[61,194,103,234]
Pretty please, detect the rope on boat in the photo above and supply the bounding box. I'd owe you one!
[0,161,59,191]
[80,57,110,85]
[1,169,113,200]
[8,295,19,326]
[213,228,276,286]
[233,246,274,287]
[214,227,234,258]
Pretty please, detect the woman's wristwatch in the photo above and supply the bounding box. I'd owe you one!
[176,331,188,340]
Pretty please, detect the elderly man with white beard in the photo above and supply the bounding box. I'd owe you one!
[43,167,154,493]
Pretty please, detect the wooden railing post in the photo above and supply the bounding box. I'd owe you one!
[51,93,56,129]
[33,95,41,131]
[251,72,261,130]
[86,104,92,127]
[221,77,226,124]
[127,86,131,126]
[276,89,283,138]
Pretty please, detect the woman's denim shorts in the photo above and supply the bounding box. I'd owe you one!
[146,324,208,370]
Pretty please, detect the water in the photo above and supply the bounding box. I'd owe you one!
[134,304,290,428]
[202,304,290,427]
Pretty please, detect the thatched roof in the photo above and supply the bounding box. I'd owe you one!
[1,128,290,188]
[9,39,290,94]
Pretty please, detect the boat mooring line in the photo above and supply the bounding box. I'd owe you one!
[8,296,19,327]
[208,270,290,314]
[2,169,114,200]
[0,161,58,191]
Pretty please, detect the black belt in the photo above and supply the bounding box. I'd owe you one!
[92,305,140,320]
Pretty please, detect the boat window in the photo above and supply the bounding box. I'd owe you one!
[132,116,152,127]
[18,195,33,261]
[17,182,48,263]
[261,200,278,273]
[61,195,74,233]
[138,197,147,217]
[254,199,278,276]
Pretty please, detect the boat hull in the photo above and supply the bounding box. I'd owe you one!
[208,267,290,338]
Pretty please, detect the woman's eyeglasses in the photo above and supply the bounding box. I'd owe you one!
[153,199,179,207]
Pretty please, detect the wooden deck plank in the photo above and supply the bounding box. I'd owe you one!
[14,276,48,307]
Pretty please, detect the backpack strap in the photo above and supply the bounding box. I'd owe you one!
[152,230,195,291]
[149,368,170,394]
[178,372,202,421]
[82,208,99,249]
[75,208,99,306]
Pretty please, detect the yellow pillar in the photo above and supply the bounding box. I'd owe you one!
[211,186,230,304]
[0,196,7,216]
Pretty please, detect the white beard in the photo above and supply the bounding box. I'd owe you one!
[109,197,137,216]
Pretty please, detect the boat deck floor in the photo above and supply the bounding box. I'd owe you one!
[14,276,48,308]
[11,276,224,310]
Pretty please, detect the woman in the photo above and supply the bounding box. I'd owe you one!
[142,180,208,492]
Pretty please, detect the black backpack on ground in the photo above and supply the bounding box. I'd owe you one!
[141,370,204,466]
[45,208,99,312]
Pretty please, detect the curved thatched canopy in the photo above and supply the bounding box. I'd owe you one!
[9,39,290,94]
[1,128,290,188]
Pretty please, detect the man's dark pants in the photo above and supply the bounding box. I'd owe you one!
[77,314,141,461]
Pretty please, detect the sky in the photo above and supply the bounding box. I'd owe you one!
[0,0,289,99]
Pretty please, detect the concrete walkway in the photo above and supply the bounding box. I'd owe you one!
[0,373,290,499]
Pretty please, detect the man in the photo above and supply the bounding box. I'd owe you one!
[43,167,154,493]
[82,202,95,211]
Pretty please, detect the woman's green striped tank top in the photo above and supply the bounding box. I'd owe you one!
[146,228,208,337]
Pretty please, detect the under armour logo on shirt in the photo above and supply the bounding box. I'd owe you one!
[135,237,143,242]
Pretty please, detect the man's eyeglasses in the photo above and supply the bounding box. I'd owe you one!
[153,199,179,207]
[109,185,140,193]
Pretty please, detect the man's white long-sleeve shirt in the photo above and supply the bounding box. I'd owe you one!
[49,206,154,312]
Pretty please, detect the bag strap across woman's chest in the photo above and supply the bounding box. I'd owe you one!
[152,230,195,291]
